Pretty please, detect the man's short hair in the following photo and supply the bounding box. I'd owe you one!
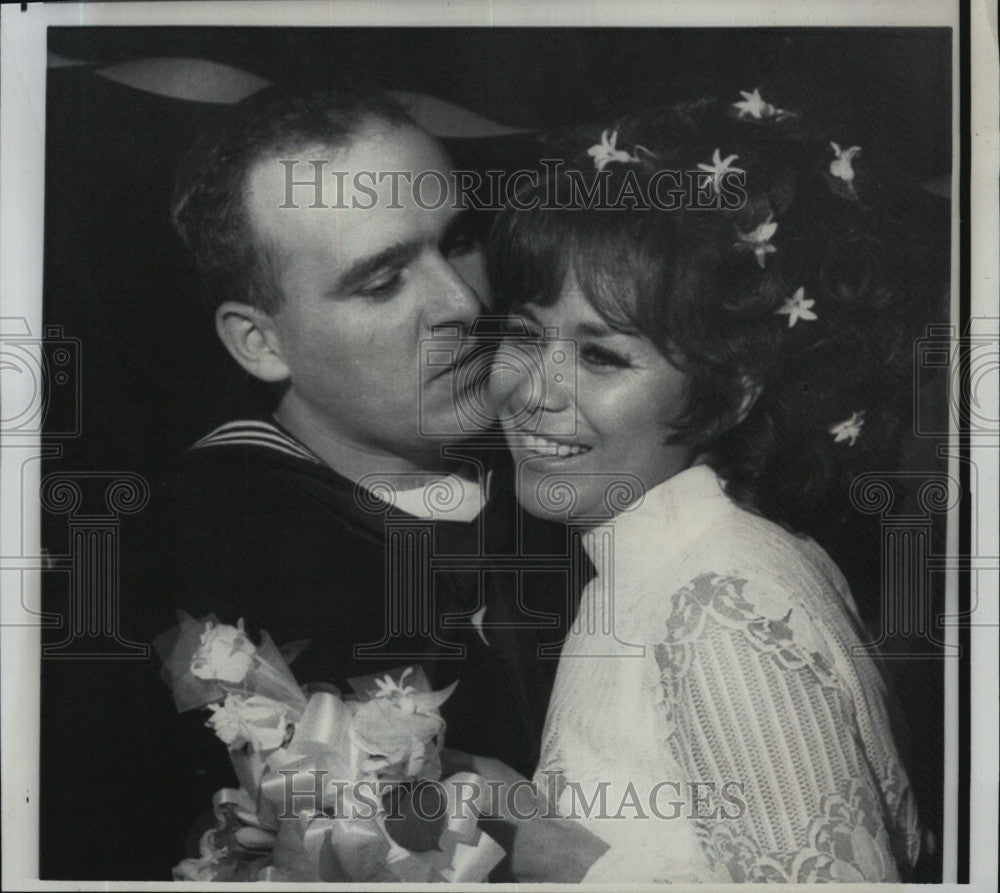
[171,86,413,314]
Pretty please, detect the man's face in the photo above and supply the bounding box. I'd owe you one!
[245,121,488,474]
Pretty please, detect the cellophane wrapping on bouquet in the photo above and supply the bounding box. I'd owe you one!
[154,613,506,882]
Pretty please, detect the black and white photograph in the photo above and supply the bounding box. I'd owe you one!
[1,1,996,888]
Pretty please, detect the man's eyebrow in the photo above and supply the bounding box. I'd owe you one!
[333,240,423,295]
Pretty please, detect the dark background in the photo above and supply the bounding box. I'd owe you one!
[40,27,951,880]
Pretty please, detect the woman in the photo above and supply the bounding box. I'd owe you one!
[484,98,941,883]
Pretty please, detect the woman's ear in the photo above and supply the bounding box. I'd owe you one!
[214,302,290,383]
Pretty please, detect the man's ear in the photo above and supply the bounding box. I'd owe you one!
[215,302,290,383]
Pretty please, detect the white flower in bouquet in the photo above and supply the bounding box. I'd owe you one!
[351,669,456,780]
[353,698,442,764]
[173,834,230,882]
[191,619,257,684]
[206,698,245,746]
[161,638,505,883]
[174,852,225,882]
[207,693,291,751]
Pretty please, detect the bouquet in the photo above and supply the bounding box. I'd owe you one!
[154,613,505,882]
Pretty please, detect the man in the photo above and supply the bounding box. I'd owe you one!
[131,86,581,874]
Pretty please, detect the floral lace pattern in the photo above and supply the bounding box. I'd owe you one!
[658,572,840,688]
[701,778,895,883]
[651,571,918,883]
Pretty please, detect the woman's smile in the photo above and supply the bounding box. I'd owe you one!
[507,432,593,460]
[492,275,695,522]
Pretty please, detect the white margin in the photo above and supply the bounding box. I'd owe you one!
[1,1,993,891]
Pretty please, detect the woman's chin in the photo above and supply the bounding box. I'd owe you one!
[516,491,572,523]
[511,464,599,524]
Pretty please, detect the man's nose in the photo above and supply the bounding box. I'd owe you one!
[425,254,485,327]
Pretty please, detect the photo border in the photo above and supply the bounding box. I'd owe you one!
[2,1,994,890]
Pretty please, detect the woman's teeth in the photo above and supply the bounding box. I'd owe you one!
[519,433,591,458]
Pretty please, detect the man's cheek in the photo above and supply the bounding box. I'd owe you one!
[451,253,489,306]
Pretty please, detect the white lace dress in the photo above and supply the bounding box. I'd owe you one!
[535,465,920,883]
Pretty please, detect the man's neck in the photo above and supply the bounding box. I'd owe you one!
[272,402,474,486]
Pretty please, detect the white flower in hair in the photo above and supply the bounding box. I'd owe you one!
[697,148,744,194]
[731,88,780,120]
[776,286,817,327]
[734,88,770,119]
[829,142,862,184]
[733,88,792,121]
[829,410,866,446]
[736,215,778,268]
[587,129,651,171]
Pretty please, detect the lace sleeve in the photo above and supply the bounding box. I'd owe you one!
[653,571,919,883]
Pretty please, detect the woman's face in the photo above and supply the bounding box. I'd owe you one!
[492,274,696,522]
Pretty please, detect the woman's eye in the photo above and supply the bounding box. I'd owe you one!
[581,343,630,369]
[356,271,403,299]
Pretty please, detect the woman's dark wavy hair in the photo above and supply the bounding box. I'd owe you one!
[488,100,948,537]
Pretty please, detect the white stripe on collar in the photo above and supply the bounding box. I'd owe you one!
[190,420,323,464]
